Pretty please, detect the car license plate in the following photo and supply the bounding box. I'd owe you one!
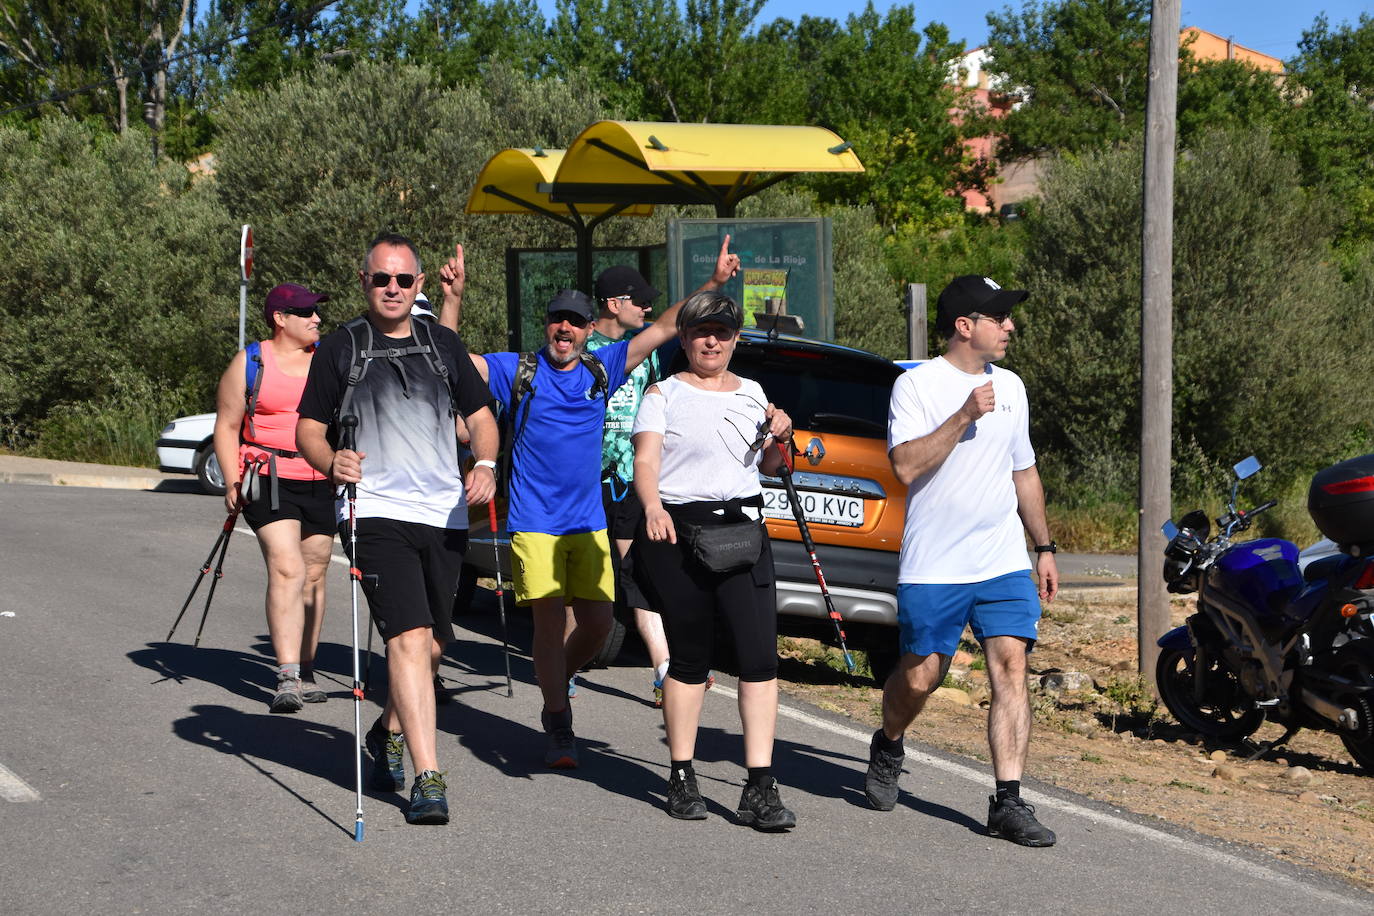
[761,486,865,527]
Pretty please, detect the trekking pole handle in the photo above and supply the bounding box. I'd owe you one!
[773,438,795,476]
[339,415,358,499]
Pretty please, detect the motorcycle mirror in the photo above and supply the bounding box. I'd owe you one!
[1233,455,1261,480]
[1162,520,1179,540]
[1179,509,1210,537]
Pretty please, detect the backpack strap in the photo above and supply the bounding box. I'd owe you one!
[581,350,610,405]
[336,317,375,424]
[411,316,456,415]
[499,352,540,494]
[243,341,264,440]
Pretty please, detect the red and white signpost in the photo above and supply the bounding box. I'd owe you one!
[238,225,253,351]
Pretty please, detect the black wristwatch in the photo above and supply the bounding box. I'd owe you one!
[1034,541,1058,554]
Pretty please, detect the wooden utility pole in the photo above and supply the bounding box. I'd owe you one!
[1138,0,1181,689]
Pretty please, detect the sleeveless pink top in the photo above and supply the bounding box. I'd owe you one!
[239,340,325,481]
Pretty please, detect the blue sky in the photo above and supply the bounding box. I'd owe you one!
[529,1,1369,64]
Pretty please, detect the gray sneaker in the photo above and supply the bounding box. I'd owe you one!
[299,679,327,703]
[541,707,578,769]
[864,729,904,811]
[269,674,304,714]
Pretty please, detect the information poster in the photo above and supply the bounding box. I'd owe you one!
[742,269,788,326]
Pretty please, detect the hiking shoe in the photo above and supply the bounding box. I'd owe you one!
[864,729,904,811]
[405,770,449,825]
[652,676,664,708]
[735,778,796,831]
[365,719,406,792]
[541,707,578,769]
[269,674,304,714]
[666,768,707,820]
[299,678,327,704]
[986,794,1056,847]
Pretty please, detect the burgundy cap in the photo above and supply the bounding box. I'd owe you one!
[263,283,329,326]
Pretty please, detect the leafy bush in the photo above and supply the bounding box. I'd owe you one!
[0,118,234,448]
[1008,128,1374,504]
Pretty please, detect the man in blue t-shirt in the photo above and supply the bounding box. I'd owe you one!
[466,236,739,769]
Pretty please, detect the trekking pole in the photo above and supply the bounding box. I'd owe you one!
[167,501,241,645]
[487,500,514,697]
[773,440,856,673]
[340,414,365,843]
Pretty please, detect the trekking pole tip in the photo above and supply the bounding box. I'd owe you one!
[843,651,856,673]
[354,819,364,842]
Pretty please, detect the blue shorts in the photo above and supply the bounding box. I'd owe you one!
[897,571,1041,657]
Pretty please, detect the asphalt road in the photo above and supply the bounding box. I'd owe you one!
[0,483,1367,914]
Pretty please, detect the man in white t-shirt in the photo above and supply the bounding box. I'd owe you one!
[864,274,1060,847]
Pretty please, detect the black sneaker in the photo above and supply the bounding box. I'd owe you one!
[406,770,449,825]
[986,794,1056,847]
[365,719,406,792]
[666,768,708,820]
[541,707,578,769]
[864,730,904,811]
[735,778,796,831]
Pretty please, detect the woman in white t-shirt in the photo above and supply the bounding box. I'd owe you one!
[631,290,797,831]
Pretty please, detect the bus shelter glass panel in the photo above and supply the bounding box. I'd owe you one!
[504,247,665,351]
[666,218,833,341]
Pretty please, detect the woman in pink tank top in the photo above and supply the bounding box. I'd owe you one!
[212,283,336,714]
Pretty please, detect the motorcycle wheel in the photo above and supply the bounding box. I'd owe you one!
[1155,646,1264,739]
[1341,733,1374,774]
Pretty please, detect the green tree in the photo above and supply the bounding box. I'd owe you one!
[1278,14,1374,246]
[803,5,971,230]
[211,59,674,353]
[1008,129,1374,501]
[984,0,1151,156]
[0,118,234,450]
[1175,57,1286,147]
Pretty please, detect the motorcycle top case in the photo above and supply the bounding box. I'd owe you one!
[1308,454,1374,549]
[1208,538,1303,621]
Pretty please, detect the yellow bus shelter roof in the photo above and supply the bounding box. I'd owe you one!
[466,148,655,218]
[550,121,864,211]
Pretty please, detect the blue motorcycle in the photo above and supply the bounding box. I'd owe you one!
[1158,455,1374,772]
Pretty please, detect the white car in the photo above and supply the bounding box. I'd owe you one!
[156,413,225,495]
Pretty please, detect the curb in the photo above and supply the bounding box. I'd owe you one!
[0,471,171,491]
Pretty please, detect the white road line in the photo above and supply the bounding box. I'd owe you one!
[711,683,1362,905]
[0,761,41,802]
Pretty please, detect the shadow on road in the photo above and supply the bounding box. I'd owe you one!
[171,703,398,836]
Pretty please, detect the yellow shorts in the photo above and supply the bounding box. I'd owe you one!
[510,529,614,605]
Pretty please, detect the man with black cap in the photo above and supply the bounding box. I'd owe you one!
[864,274,1060,847]
[467,237,739,769]
[587,265,676,705]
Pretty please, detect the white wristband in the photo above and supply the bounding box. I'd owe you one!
[474,459,497,471]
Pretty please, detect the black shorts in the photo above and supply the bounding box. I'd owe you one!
[601,478,643,541]
[602,479,650,611]
[633,499,778,684]
[340,517,467,643]
[242,477,335,537]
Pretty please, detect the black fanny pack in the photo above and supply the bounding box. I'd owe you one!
[682,519,764,573]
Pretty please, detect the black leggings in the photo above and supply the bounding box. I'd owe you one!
[633,500,778,684]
